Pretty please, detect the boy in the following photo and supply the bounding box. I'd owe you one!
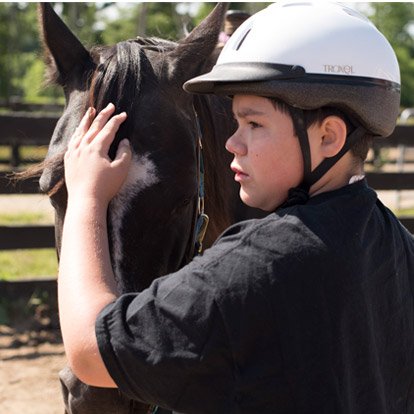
[59,3,413,413]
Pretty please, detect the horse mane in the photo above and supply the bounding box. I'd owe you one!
[194,93,235,242]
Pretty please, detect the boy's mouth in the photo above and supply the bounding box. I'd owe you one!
[231,163,249,182]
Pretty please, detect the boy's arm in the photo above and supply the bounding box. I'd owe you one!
[58,103,131,387]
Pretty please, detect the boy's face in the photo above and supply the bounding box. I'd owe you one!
[226,95,304,211]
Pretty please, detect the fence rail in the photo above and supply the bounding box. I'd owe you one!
[366,172,414,190]
[0,115,413,253]
[372,125,414,148]
[0,112,59,167]
[0,225,55,250]
[0,112,59,145]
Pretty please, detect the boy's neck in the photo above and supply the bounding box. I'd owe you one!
[309,155,364,197]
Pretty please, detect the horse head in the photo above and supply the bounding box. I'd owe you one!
[38,3,232,293]
[37,4,269,413]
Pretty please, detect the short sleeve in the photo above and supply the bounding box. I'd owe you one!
[95,263,235,413]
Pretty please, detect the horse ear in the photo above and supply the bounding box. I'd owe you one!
[170,2,229,79]
[38,3,90,84]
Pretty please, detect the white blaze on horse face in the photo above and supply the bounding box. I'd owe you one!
[108,152,159,291]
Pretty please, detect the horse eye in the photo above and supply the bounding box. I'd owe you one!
[170,198,193,216]
[182,198,191,205]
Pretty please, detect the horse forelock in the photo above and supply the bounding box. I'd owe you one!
[88,41,143,115]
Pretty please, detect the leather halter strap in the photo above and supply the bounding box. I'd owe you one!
[193,109,209,255]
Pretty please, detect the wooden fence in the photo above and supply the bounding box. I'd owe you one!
[0,112,59,167]
[0,112,58,250]
[0,113,413,254]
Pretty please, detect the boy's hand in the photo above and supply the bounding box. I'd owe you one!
[64,103,131,206]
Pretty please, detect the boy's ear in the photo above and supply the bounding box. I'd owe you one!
[319,116,348,158]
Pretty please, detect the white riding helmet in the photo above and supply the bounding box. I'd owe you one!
[185,1,401,139]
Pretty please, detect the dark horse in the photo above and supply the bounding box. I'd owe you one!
[36,3,262,414]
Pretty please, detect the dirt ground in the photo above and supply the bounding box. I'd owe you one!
[0,325,67,414]
[0,194,65,413]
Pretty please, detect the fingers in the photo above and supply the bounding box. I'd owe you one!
[94,111,128,154]
[112,139,132,169]
[69,103,127,156]
[83,103,116,145]
[69,107,96,149]
[79,107,96,137]
[63,105,132,204]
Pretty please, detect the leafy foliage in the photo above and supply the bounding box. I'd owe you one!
[1,2,413,108]
[363,2,414,108]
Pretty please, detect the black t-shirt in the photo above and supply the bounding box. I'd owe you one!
[96,180,414,414]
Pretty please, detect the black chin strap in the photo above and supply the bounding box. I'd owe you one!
[288,107,312,192]
[287,106,367,193]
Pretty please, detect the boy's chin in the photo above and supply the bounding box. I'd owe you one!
[240,191,276,212]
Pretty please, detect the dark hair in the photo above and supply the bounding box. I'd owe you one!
[268,97,373,163]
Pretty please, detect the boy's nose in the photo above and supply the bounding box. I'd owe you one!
[225,131,247,156]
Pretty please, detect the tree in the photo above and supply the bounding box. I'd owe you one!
[100,2,195,44]
[0,3,41,103]
[361,2,414,108]
[1,2,413,109]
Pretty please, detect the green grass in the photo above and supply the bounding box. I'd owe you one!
[0,211,57,281]
[0,212,51,225]
[394,208,414,216]
[0,207,58,325]
[0,248,58,280]
[19,145,48,160]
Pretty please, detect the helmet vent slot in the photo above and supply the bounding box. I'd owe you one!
[236,29,251,51]
[341,7,370,22]
[282,3,313,8]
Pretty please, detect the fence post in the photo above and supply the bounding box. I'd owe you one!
[11,143,20,168]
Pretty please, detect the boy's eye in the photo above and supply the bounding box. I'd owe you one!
[249,121,260,129]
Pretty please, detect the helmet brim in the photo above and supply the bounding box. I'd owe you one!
[184,62,306,94]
